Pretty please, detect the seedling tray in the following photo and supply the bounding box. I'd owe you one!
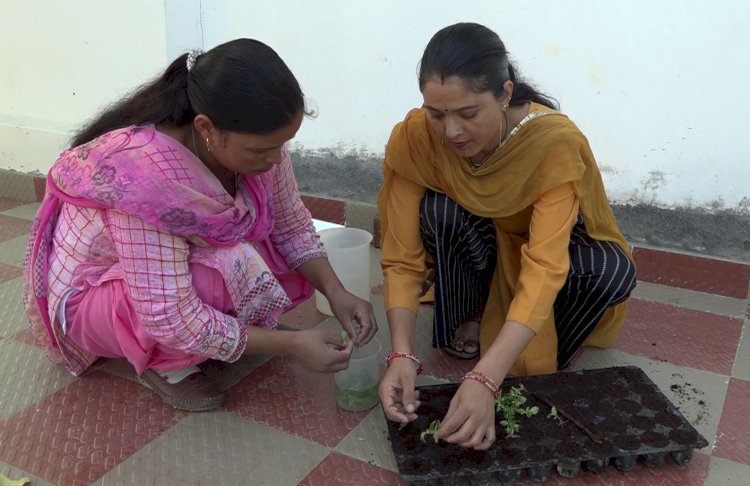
[386,366,707,485]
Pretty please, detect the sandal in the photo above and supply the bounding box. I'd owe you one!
[139,368,224,412]
[444,339,479,359]
[443,320,480,359]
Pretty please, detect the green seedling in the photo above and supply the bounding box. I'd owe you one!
[399,422,409,430]
[420,419,442,443]
[547,406,564,424]
[499,418,519,437]
[340,329,362,348]
[494,384,539,438]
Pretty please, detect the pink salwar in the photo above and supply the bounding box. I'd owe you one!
[66,263,231,373]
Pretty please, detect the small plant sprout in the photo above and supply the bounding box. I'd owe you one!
[499,418,520,437]
[534,393,603,444]
[420,419,442,443]
[340,330,350,343]
[399,422,408,430]
[519,405,540,418]
[494,384,539,438]
[548,406,563,424]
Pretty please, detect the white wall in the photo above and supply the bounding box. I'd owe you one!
[2,0,749,211]
[0,0,169,172]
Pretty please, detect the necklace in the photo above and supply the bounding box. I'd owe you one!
[469,110,510,169]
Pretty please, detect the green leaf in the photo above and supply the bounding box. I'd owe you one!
[420,419,442,443]
[340,330,350,343]
[547,406,563,424]
[493,382,542,438]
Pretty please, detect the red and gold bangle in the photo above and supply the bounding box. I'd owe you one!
[385,352,424,375]
[462,370,501,399]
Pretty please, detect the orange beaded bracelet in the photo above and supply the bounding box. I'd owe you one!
[385,352,424,375]
[462,370,501,399]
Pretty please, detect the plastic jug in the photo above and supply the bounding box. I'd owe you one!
[315,227,372,316]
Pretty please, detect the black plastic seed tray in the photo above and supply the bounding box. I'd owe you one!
[386,366,707,485]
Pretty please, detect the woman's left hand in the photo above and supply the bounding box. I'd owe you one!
[434,379,497,450]
[327,286,378,346]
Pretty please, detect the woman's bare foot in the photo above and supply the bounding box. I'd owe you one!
[445,320,480,359]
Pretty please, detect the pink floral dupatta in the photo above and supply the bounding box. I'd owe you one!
[23,125,311,365]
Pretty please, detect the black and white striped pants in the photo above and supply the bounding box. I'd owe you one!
[419,191,637,368]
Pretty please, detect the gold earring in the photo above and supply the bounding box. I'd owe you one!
[205,137,211,153]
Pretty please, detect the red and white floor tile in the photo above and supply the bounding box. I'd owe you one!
[0,196,748,485]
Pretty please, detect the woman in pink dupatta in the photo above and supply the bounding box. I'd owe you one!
[23,39,377,412]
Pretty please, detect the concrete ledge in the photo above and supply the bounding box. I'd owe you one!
[614,204,750,262]
[4,162,750,263]
[293,151,382,205]
[0,169,44,203]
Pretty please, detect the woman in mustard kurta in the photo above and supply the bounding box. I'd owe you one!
[378,23,636,450]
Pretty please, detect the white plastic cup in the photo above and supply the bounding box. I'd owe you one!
[335,339,382,412]
[315,227,373,316]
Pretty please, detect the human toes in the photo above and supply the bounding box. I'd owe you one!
[463,339,479,354]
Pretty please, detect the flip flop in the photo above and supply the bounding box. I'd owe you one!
[443,339,479,359]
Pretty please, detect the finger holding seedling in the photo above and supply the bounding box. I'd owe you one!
[380,359,421,423]
[340,329,353,344]
[292,329,353,373]
[436,379,497,449]
[344,306,377,347]
[353,304,378,346]
[340,319,358,346]
[420,419,442,443]
[328,287,378,347]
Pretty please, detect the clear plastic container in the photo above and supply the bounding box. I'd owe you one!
[335,339,382,412]
[315,227,372,316]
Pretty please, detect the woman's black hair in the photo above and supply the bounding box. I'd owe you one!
[418,22,558,110]
[71,38,311,147]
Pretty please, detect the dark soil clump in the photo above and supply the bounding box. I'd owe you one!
[642,432,671,448]
[614,434,643,451]
[655,410,683,428]
[618,399,641,415]
[628,415,654,432]
[669,372,711,426]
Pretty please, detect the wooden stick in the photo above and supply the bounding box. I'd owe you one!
[533,393,603,445]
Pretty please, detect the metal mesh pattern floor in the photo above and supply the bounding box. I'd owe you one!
[0,197,749,485]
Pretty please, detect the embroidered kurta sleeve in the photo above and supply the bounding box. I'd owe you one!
[381,173,428,313]
[506,182,579,333]
[104,209,247,361]
[268,147,326,269]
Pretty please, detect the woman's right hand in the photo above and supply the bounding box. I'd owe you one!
[379,358,421,423]
[290,329,353,373]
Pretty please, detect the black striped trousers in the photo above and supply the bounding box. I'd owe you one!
[420,191,637,368]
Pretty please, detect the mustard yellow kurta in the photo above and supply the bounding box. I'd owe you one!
[378,103,633,376]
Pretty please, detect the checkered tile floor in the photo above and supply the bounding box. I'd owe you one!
[0,196,749,485]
